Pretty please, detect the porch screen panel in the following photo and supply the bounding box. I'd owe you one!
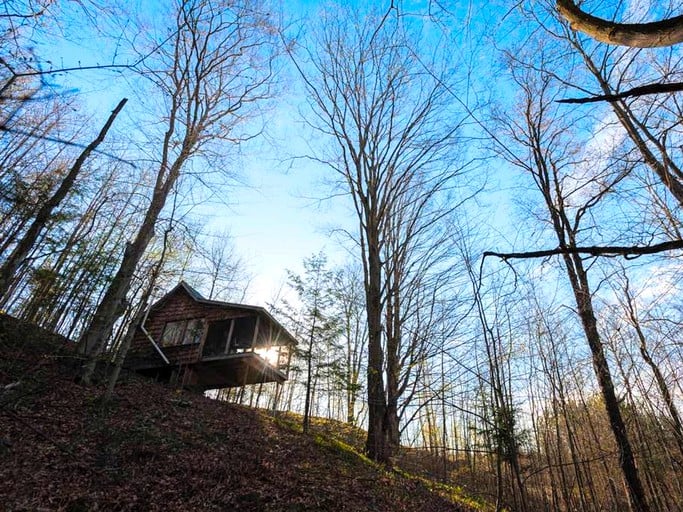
[232,316,257,349]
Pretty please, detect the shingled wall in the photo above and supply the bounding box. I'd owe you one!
[126,287,255,369]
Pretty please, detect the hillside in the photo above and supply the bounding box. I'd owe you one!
[0,314,484,511]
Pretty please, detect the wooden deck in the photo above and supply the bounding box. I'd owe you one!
[188,352,287,390]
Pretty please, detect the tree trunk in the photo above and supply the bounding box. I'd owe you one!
[346,321,355,424]
[0,98,127,299]
[303,314,317,434]
[78,158,180,382]
[384,277,401,454]
[365,227,387,462]
[513,62,651,509]
[103,300,145,402]
[566,254,649,512]
[571,39,683,208]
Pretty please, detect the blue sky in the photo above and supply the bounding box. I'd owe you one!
[31,0,365,304]
[14,0,683,358]
[26,0,535,305]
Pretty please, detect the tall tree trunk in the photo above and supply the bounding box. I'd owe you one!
[0,98,127,299]
[563,253,649,512]
[303,313,317,434]
[384,275,401,453]
[103,299,146,403]
[365,227,387,462]
[346,319,355,424]
[512,63,652,509]
[78,154,182,382]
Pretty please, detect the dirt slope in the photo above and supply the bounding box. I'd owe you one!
[0,314,483,511]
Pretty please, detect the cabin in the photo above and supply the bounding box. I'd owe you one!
[125,281,297,391]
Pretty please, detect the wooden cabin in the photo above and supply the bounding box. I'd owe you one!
[125,281,297,391]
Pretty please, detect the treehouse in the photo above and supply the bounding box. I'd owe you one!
[125,281,297,391]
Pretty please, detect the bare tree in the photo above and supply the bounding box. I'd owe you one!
[492,58,650,511]
[331,263,367,426]
[0,98,127,299]
[78,0,278,382]
[293,5,467,462]
[615,269,683,460]
[193,229,248,301]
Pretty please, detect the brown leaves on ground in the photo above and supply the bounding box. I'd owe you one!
[0,315,478,511]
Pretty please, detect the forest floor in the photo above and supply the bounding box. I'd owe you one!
[0,314,487,511]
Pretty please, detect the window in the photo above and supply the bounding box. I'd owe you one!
[160,318,206,347]
[185,318,206,345]
[161,321,185,347]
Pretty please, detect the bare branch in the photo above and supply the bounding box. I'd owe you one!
[558,81,683,104]
[484,240,683,261]
[556,0,683,47]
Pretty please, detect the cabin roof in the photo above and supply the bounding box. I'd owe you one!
[151,281,298,346]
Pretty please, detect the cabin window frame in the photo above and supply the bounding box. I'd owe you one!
[160,317,206,347]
